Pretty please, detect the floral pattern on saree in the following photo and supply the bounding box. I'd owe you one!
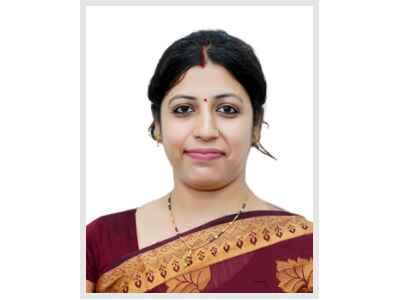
[165,266,211,292]
[276,257,313,292]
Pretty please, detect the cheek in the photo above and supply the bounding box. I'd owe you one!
[162,123,189,158]
[228,135,251,161]
[223,123,253,163]
[223,121,252,147]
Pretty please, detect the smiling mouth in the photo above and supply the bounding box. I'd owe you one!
[184,152,224,161]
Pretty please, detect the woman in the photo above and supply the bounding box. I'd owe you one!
[86,30,313,293]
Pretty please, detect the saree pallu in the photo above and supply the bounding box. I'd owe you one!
[86,209,313,293]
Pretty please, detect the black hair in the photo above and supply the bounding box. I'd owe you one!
[147,29,275,158]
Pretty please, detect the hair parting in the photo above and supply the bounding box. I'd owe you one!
[199,43,208,67]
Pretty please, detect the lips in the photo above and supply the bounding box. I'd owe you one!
[185,152,224,161]
[184,148,225,155]
[184,148,225,161]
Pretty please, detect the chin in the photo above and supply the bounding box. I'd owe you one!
[190,172,231,187]
[188,181,227,191]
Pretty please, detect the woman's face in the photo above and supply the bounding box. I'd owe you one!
[155,63,259,190]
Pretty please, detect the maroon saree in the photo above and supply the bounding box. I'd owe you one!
[86,209,313,293]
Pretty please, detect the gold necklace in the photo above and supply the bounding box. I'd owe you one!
[167,192,248,257]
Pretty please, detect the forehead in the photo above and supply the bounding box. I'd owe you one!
[163,63,250,104]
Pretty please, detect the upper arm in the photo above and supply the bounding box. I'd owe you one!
[86,219,100,285]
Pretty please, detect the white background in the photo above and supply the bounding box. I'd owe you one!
[1,0,400,300]
[86,5,314,223]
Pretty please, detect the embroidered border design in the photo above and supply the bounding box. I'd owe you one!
[96,215,313,293]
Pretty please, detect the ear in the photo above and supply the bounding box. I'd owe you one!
[252,113,263,144]
[252,126,261,144]
[153,120,162,140]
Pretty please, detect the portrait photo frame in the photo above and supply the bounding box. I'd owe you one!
[81,0,319,297]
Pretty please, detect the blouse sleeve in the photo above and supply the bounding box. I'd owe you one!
[86,218,100,283]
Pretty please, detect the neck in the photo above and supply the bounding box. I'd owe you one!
[168,172,255,230]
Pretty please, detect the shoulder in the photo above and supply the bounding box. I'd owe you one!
[86,208,137,241]
[250,196,312,224]
[246,198,314,251]
[250,212,313,269]
[248,195,287,212]
[86,208,139,282]
[272,213,313,257]
[87,208,137,228]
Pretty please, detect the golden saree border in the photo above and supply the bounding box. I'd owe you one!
[276,257,313,292]
[96,214,313,293]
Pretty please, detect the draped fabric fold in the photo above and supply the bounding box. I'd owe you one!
[86,209,313,293]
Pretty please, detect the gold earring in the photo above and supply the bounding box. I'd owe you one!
[154,132,161,146]
[252,132,259,145]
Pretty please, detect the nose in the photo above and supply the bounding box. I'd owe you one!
[192,107,220,142]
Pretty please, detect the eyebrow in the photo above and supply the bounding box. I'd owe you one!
[168,93,244,105]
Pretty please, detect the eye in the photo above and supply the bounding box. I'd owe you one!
[172,104,239,116]
[217,105,239,115]
[173,105,193,115]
